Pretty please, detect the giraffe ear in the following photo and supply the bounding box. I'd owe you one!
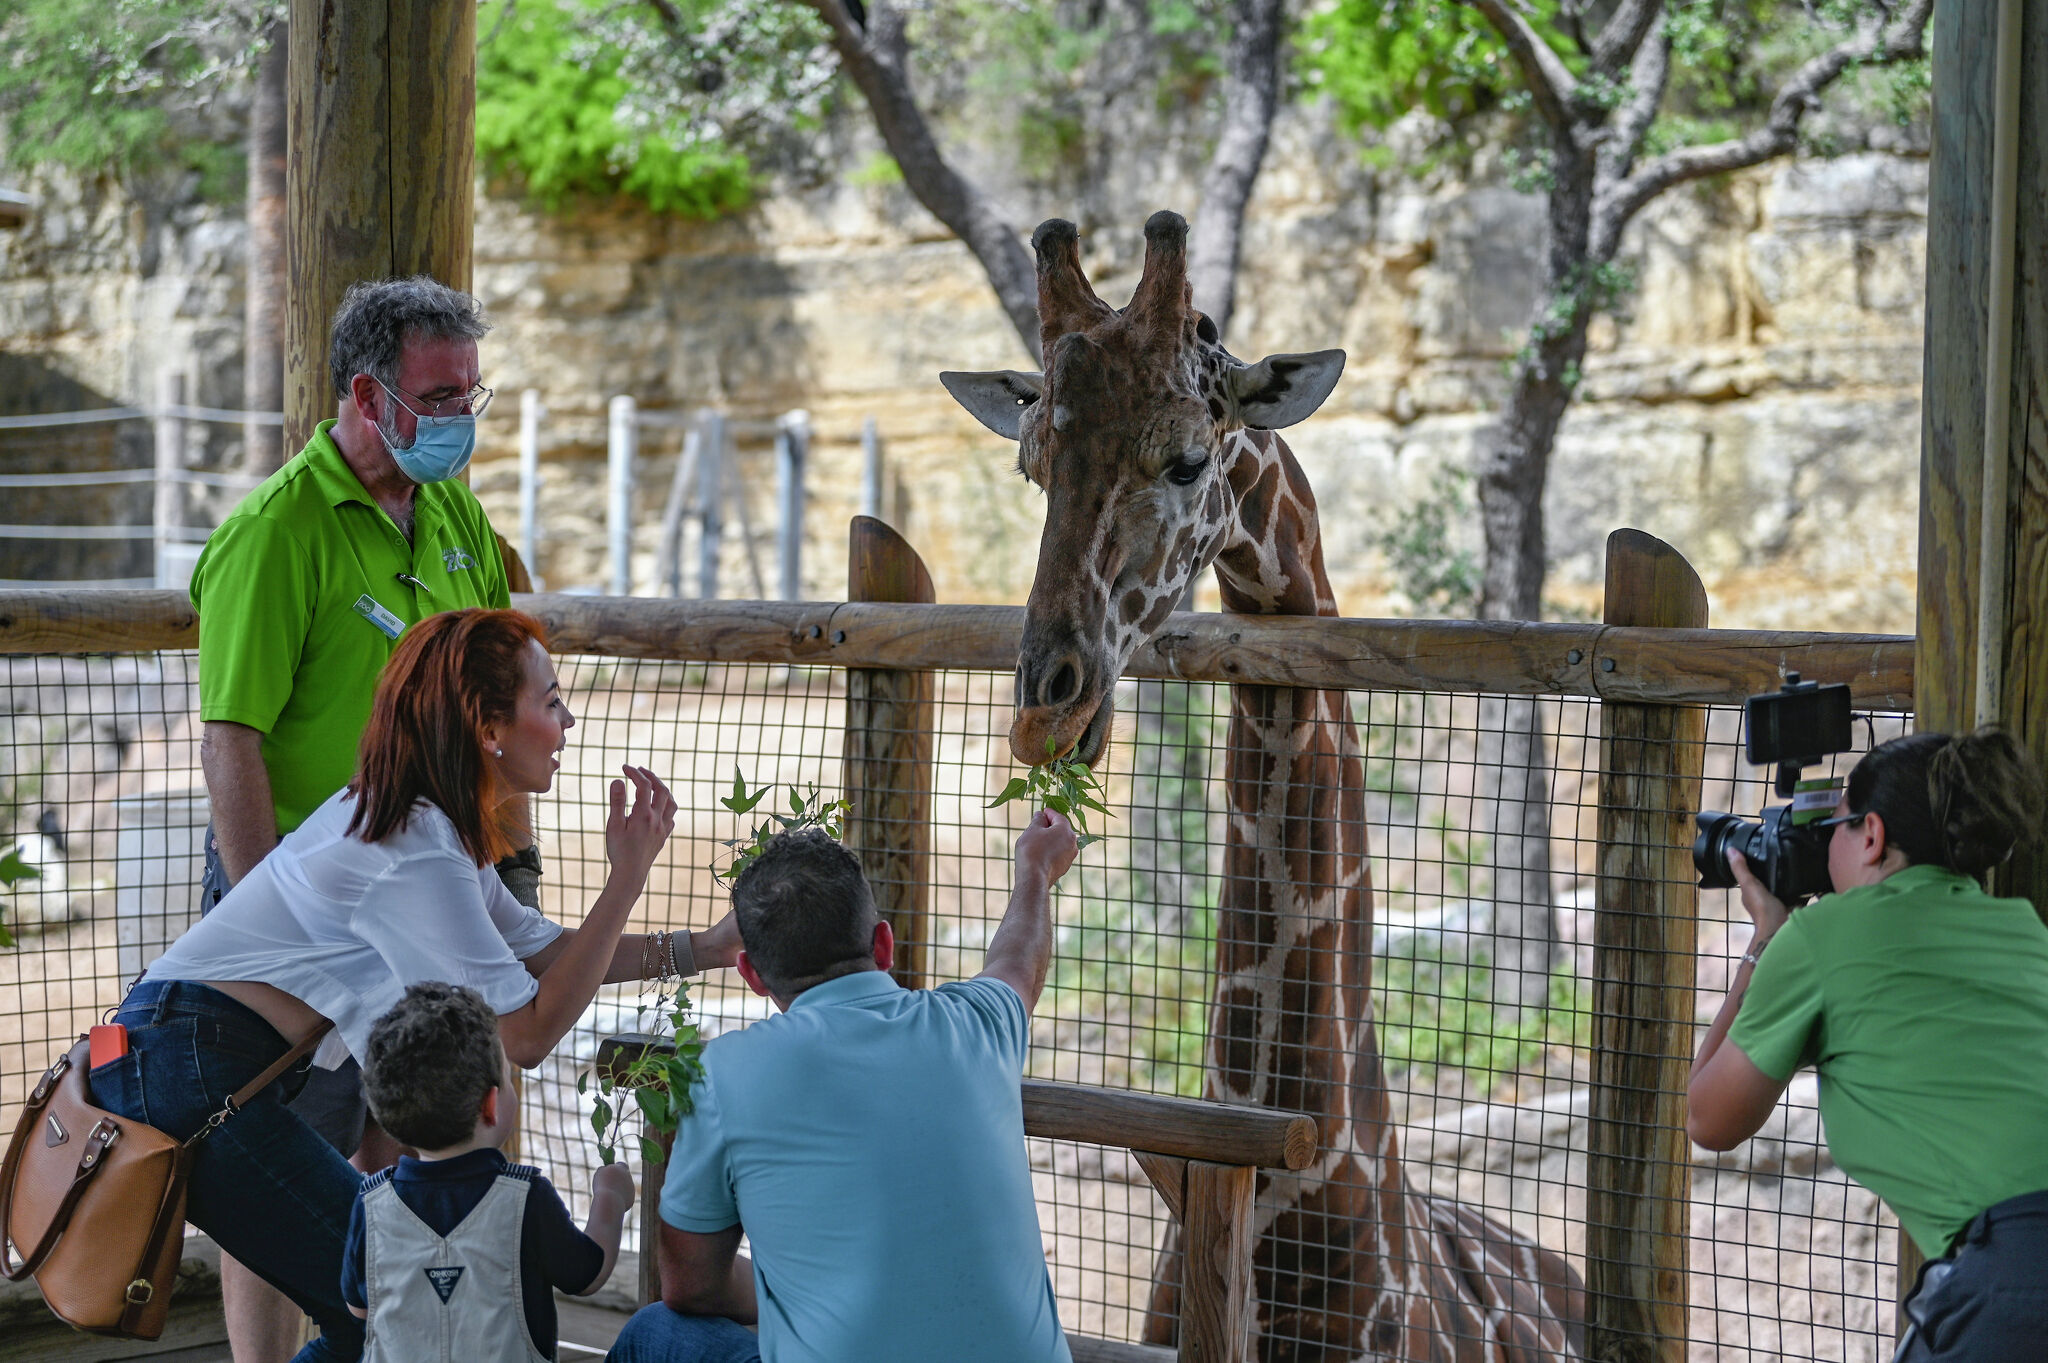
[1226,349,1346,429]
[939,370,1044,441]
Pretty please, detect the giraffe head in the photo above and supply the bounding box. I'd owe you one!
[942,211,1345,766]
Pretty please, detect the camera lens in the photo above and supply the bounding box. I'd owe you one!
[1693,811,1756,890]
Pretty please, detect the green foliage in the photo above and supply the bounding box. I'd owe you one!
[1297,0,1567,133]
[476,0,752,218]
[0,848,38,948]
[987,740,1113,851]
[584,764,850,1160]
[0,0,267,193]
[1377,466,1481,618]
[1377,950,1590,1083]
[711,767,851,885]
[580,980,707,1166]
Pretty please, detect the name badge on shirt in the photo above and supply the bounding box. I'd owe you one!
[353,594,406,640]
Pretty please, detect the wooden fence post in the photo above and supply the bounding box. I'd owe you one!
[1586,528,1707,1363]
[1177,1160,1254,1363]
[284,0,474,460]
[153,372,185,589]
[842,517,935,988]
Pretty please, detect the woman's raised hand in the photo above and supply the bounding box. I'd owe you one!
[606,765,677,890]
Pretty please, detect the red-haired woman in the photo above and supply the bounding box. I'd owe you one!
[92,609,733,1363]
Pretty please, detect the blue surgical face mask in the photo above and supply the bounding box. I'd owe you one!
[371,378,477,483]
[379,415,476,484]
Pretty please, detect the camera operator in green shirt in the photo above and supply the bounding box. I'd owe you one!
[1689,727,2048,1361]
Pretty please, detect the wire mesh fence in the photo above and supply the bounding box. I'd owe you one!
[0,626,1914,1360]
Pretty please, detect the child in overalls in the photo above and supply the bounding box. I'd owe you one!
[344,982,634,1361]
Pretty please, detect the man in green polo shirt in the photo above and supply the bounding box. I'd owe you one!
[189,276,516,1361]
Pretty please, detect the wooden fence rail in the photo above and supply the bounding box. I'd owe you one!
[0,590,1914,708]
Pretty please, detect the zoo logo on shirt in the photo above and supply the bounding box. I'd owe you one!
[442,547,476,573]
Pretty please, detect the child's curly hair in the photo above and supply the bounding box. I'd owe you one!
[362,982,505,1151]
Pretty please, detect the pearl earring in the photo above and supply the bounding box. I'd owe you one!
[494,747,504,758]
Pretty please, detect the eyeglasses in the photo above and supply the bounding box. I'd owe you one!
[371,375,494,424]
[1813,811,1865,830]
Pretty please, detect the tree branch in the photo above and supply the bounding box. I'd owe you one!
[1590,0,1660,76]
[1595,0,1932,252]
[1464,0,1577,132]
[792,0,1042,364]
[1596,13,1667,186]
[1188,0,1283,339]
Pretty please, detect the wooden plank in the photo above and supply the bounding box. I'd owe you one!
[842,518,936,988]
[1999,1,2048,931]
[1132,1150,1188,1225]
[1022,1081,1315,1171]
[1586,531,1704,1363]
[0,590,1914,709]
[509,595,1910,706]
[0,589,197,652]
[1066,1335,1177,1363]
[283,0,474,458]
[1176,1161,1254,1363]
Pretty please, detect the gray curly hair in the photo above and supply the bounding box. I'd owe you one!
[327,276,490,401]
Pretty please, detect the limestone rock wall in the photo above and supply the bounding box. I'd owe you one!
[0,113,1927,631]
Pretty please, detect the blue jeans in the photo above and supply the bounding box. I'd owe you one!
[606,1304,761,1362]
[96,980,366,1363]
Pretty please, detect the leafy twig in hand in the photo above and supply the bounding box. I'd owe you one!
[987,738,1112,850]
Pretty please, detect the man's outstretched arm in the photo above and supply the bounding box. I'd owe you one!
[977,809,1078,1013]
[657,1220,758,1323]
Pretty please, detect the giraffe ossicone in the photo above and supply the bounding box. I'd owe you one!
[944,211,1587,1360]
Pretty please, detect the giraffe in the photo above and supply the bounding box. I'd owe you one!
[942,212,1586,1362]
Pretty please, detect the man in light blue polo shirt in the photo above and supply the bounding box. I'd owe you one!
[606,813,1079,1363]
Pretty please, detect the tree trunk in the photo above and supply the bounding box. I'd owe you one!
[1187,0,1283,340]
[243,17,288,474]
[1469,147,1598,1013]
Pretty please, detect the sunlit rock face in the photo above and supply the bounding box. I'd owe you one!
[2,119,1925,631]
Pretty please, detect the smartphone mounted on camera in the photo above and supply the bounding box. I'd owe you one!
[1693,675,1854,905]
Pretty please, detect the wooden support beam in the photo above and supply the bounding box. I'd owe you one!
[284,0,476,457]
[1586,530,1705,1363]
[1021,1081,1316,1171]
[1175,1160,1255,1363]
[841,518,936,988]
[1914,0,2048,1326]
[1133,1151,1188,1224]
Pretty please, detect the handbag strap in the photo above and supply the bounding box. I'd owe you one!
[188,1019,337,1147]
[0,1049,71,1281]
[1,1110,125,1281]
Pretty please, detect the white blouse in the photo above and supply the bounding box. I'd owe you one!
[146,788,563,1066]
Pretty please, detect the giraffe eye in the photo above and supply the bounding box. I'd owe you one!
[1165,455,1208,486]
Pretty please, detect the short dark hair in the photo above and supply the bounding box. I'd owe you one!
[731,829,880,994]
[1847,727,2046,877]
[361,982,504,1151]
[327,276,489,400]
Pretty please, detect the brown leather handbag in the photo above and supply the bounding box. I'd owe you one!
[0,1022,331,1339]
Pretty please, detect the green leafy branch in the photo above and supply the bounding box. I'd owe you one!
[987,739,1114,850]
[713,767,851,886]
[0,848,35,948]
[579,982,705,1168]
[581,767,853,1162]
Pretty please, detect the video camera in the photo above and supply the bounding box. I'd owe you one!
[1693,674,1855,905]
